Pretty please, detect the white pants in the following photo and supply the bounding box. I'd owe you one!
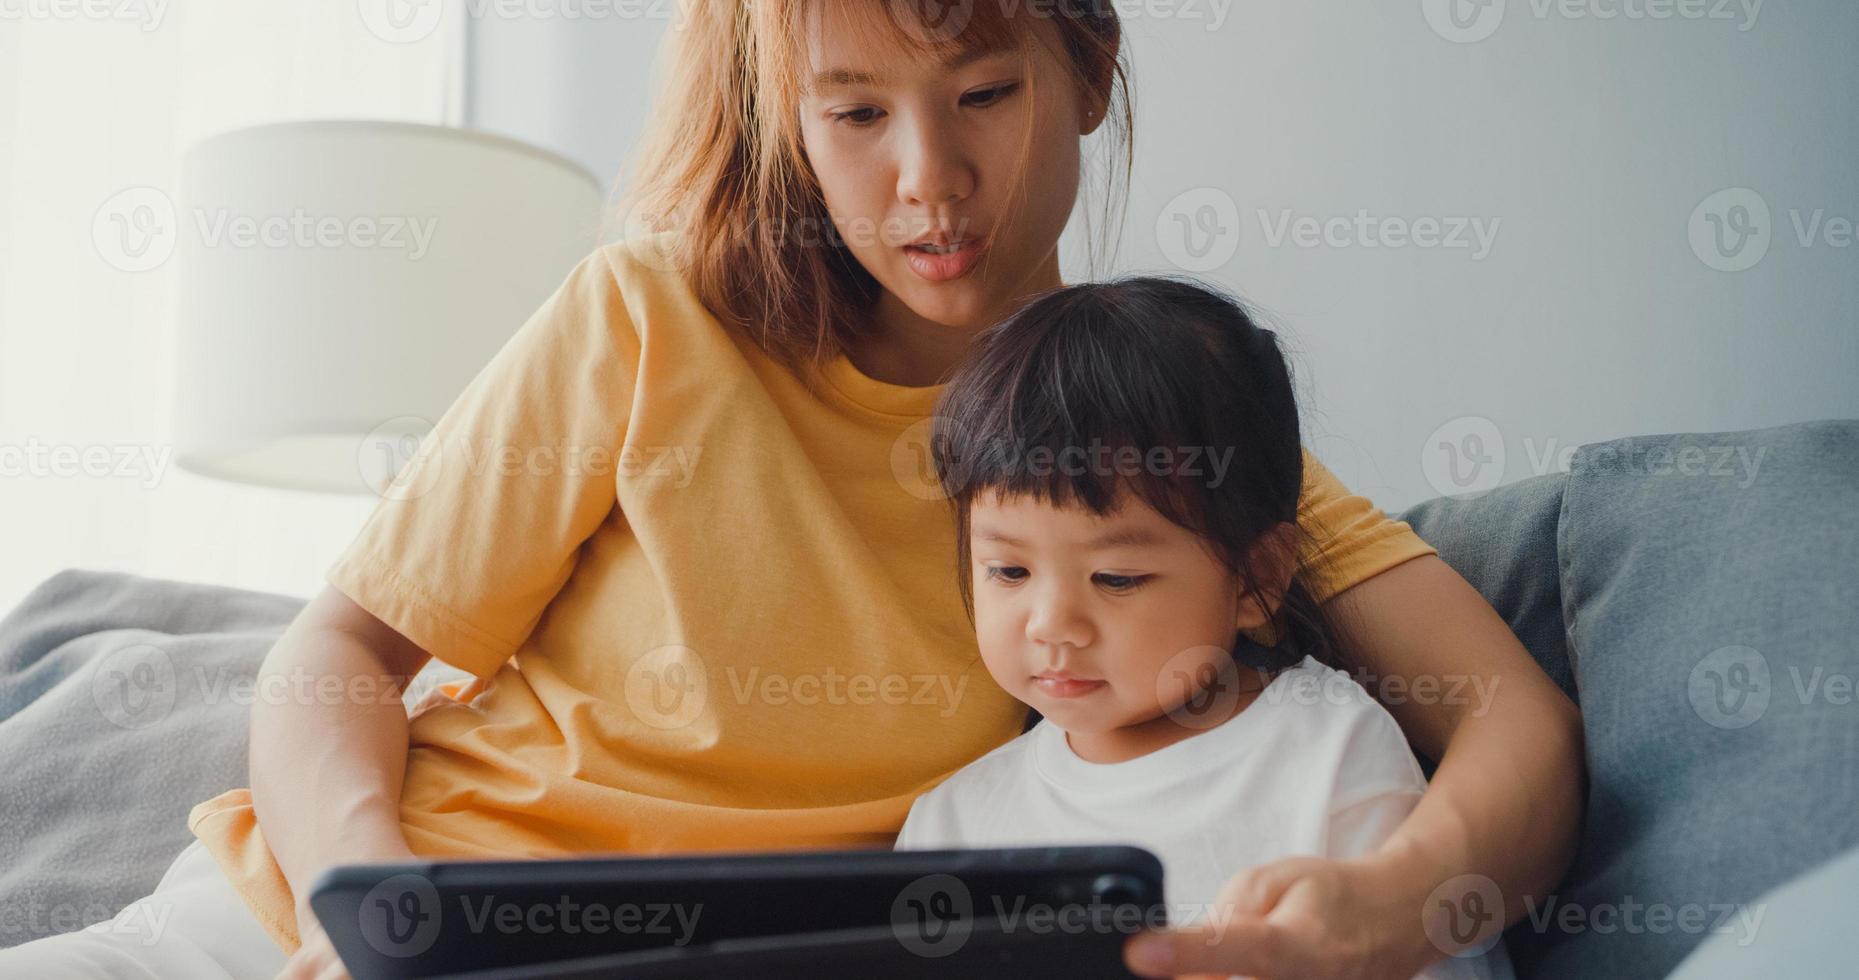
[0,840,286,979]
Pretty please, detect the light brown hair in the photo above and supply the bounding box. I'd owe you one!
[612,0,1134,377]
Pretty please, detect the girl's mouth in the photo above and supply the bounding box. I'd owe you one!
[903,236,987,283]
[1032,675,1107,699]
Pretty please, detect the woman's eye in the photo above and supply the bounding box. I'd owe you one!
[984,565,1028,585]
[963,83,1020,108]
[1094,573,1150,593]
[830,107,882,127]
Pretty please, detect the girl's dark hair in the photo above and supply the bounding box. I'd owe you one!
[930,276,1340,729]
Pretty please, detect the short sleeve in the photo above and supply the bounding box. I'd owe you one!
[1296,450,1437,602]
[325,248,640,679]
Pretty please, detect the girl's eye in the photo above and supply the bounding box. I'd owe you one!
[1094,573,1151,593]
[829,83,1017,127]
[963,82,1020,108]
[830,107,882,127]
[984,565,1028,585]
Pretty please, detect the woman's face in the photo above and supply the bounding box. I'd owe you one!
[797,11,1094,337]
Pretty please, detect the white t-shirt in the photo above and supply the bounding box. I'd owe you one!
[895,656,1512,980]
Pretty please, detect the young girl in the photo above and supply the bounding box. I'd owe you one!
[895,276,1513,978]
[1,4,1577,978]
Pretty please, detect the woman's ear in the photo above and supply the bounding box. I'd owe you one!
[1232,523,1302,630]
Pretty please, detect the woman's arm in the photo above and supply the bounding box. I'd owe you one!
[1125,555,1585,978]
[249,584,433,973]
[1327,554,1585,933]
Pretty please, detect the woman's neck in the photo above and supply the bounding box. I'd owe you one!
[851,250,1064,388]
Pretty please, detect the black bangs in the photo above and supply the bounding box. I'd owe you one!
[928,275,1320,651]
[931,276,1301,550]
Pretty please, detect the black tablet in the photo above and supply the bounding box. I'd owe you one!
[309,845,1165,980]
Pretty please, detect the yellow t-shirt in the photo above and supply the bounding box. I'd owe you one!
[187,236,1436,953]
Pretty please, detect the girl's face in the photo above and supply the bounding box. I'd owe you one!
[797,10,1094,340]
[968,490,1279,763]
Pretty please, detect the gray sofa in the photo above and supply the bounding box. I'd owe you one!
[2,419,1854,976]
[1401,418,1859,976]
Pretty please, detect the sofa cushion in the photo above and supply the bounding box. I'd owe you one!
[1522,419,1859,977]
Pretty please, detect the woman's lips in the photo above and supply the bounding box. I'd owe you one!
[903,236,987,282]
[1032,675,1107,699]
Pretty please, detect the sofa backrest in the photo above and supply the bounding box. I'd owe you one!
[1398,419,1859,977]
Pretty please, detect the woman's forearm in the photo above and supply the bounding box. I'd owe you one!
[1325,555,1586,947]
[249,597,427,913]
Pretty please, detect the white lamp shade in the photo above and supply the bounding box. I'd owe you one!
[174,121,603,493]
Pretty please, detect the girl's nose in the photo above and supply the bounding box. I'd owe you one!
[1024,586,1094,652]
[895,113,976,209]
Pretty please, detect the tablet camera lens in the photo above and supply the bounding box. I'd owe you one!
[1089,873,1145,907]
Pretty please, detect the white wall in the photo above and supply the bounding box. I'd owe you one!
[465,4,1857,513]
[0,7,449,613]
[1105,1,1858,508]
[4,4,1855,614]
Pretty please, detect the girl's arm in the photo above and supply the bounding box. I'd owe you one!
[249,585,432,958]
[1125,555,1585,978]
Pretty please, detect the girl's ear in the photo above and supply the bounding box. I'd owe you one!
[1233,523,1302,630]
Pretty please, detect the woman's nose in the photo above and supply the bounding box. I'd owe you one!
[894,112,975,209]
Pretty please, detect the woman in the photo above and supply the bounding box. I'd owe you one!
[2,3,1583,978]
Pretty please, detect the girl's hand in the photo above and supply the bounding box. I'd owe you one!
[276,907,350,980]
[1122,854,1457,980]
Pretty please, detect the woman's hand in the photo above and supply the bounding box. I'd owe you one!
[277,905,352,980]
[1122,853,1454,980]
